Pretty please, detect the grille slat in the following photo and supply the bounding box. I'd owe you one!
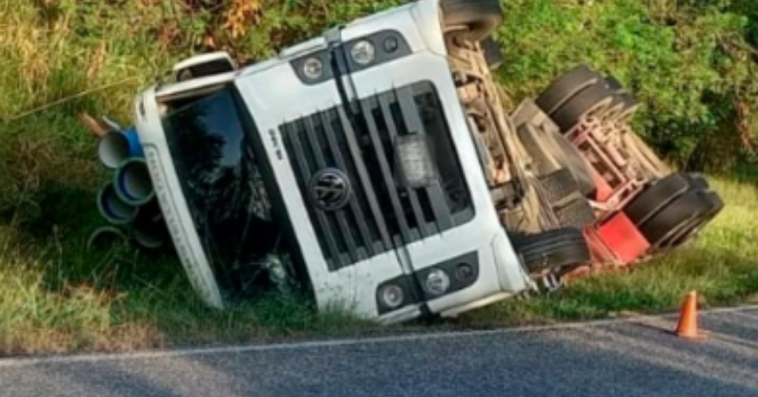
[334,106,394,249]
[359,97,416,243]
[284,122,344,269]
[396,86,454,231]
[302,115,361,262]
[319,110,378,257]
[378,91,432,238]
[280,82,474,271]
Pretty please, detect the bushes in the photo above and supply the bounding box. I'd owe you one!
[496,0,757,173]
[1,0,756,222]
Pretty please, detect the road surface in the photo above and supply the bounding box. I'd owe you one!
[1,306,757,397]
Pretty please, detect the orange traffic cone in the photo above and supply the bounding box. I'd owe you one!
[675,290,705,340]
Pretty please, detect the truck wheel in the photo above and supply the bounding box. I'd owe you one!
[512,227,591,273]
[624,173,690,227]
[550,80,616,133]
[663,190,723,248]
[481,36,504,70]
[638,188,718,248]
[440,0,504,41]
[535,65,602,115]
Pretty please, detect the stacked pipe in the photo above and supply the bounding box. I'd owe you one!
[87,118,169,252]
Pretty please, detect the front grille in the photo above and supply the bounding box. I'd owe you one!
[281,82,474,271]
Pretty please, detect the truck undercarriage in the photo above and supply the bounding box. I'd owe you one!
[438,0,724,288]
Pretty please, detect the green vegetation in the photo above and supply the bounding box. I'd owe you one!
[497,0,758,172]
[0,0,756,356]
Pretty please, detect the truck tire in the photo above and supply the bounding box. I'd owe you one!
[550,80,616,133]
[440,0,503,41]
[535,65,602,115]
[660,190,723,249]
[659,180,721,248]
[512,227,591,273]
[482,36,504,70]
[624,173,690,227]
[638,188,718,248]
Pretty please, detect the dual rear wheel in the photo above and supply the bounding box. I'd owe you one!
[534,65,724,251]
[624,173,724,250]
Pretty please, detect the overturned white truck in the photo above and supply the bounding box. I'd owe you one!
[126,0,717,323]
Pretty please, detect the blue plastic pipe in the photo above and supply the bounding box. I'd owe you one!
[113,157,155,206]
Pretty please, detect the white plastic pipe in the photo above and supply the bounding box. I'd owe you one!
[97,127,143,169]
[97,131,131,169]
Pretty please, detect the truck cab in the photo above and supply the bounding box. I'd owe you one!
[131,0,589,323]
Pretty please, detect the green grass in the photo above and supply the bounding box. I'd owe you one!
[1,178,756,356]
[457,178,758,326]
[0,1,757,357]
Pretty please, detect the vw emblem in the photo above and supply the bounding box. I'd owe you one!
[309,168,352,211]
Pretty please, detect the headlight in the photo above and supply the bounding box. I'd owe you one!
[379,284,404,309]
[350,40,376,65]
[424,269,451,296]
[302,57,324,80]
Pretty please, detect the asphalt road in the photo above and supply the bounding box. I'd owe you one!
[2,306,758,397]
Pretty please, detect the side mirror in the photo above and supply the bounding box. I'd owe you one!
[172,52,237,82]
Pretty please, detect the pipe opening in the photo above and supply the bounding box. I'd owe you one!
[97,183,137,225]
[132,201,167,249]
[98,132,131,169]
[115,158,154,205]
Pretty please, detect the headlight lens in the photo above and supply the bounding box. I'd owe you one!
[379,284,404,309]
[302,57,324,80]
[351,40,376,65]
[424,269,451,296]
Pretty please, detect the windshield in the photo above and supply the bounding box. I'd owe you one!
[161,85,280,296]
